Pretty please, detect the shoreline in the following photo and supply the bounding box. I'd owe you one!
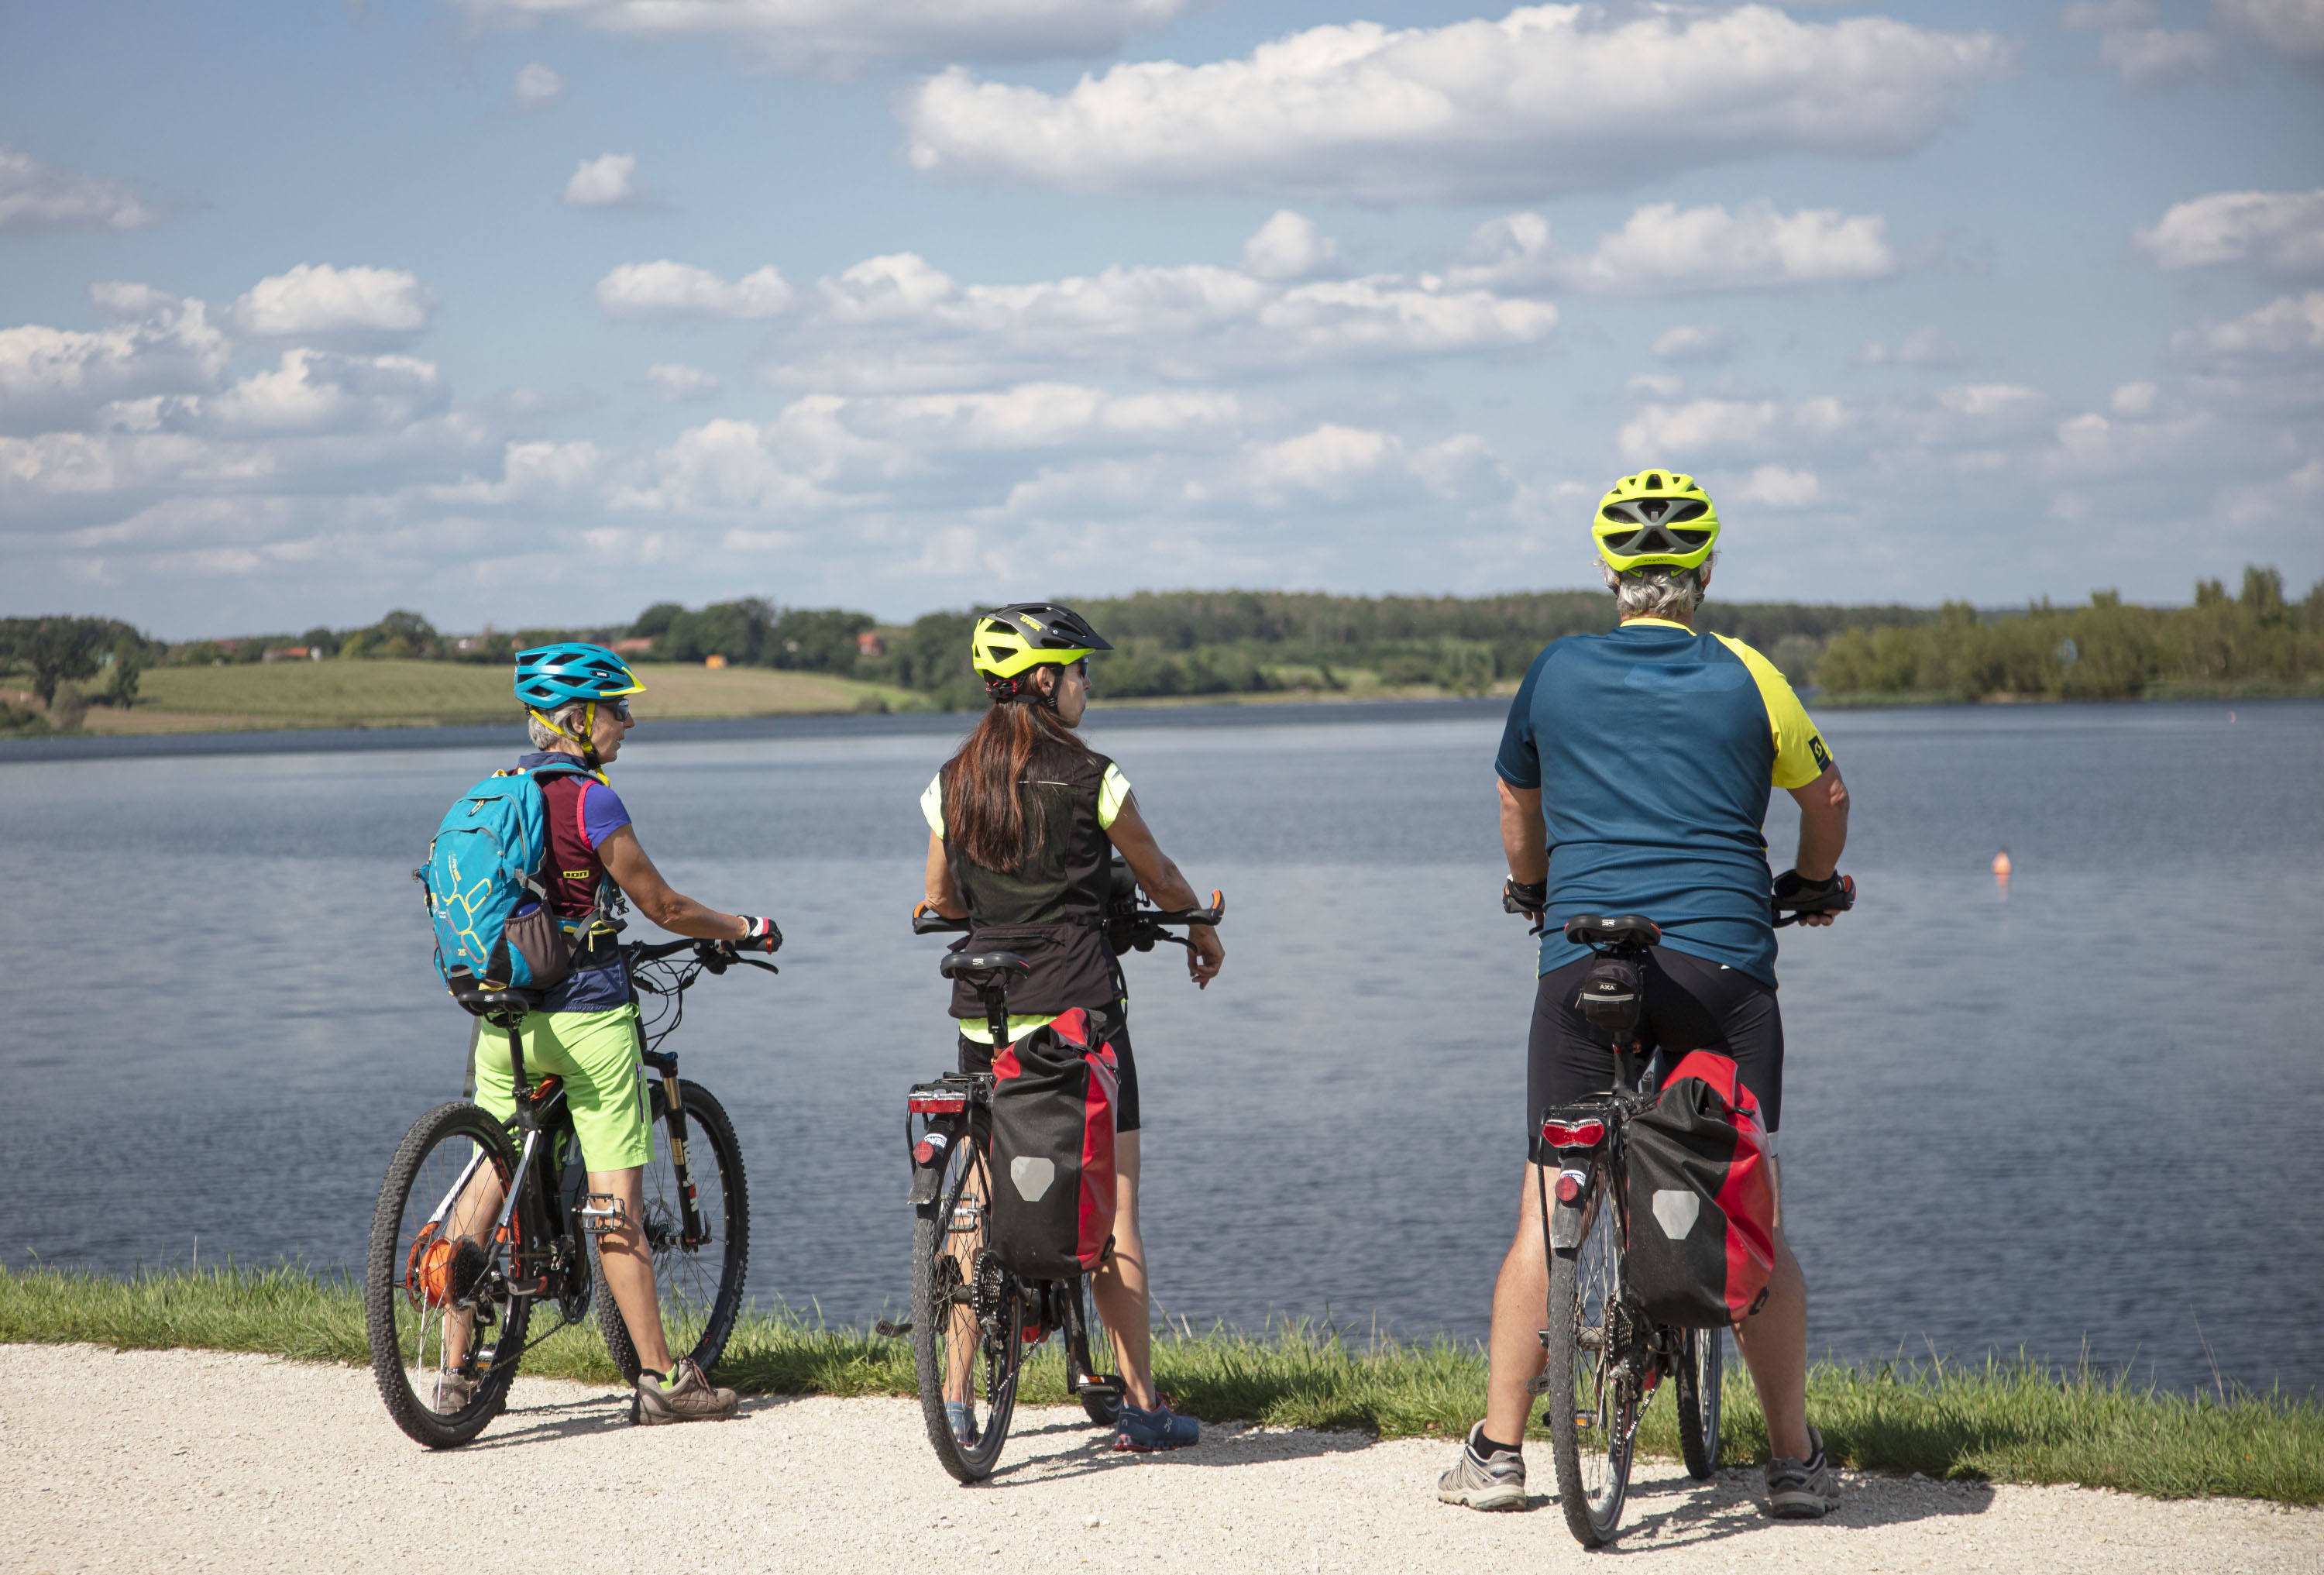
[3,690,2316,765]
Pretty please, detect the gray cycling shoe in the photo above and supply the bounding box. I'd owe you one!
[430,1371,475,1414]
[634,1357,739,1425]
[943,1401,980,1446]
[1764,1425,1841,1519]
[1438,1423,1527,1511]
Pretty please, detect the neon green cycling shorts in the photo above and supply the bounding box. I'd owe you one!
[471,1006,652,1172]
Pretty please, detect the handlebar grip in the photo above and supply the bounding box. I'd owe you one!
[913,903,971,936]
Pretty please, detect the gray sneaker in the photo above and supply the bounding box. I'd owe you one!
[1764,1425,1840,1519]
[430,1371,474,1414]
[1437,1424,1527,1511]
[634,1357,739,1425]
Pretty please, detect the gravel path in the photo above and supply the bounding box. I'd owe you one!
[7,1345,2318,1574]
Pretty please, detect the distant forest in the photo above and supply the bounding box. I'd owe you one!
[6,566,2320,717]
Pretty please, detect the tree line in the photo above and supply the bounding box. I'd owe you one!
[7,566,2318,729]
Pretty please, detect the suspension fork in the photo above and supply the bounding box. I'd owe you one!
[641,1039,708,1247]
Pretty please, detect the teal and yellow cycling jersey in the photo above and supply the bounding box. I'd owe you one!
[1495,618,1833,988]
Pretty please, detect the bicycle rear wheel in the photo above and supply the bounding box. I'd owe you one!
[365,1102,533,1448]
[1545,1165,1638,1546]
[1676,1324,1724,1479]
[912,1136,1023,1482]
[1068,1278,1123,1428]
[596,1078,750,1383]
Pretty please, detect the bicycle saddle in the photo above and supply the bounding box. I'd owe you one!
[939,950,1033,982]
[459,986,543,1023]
[1563,914,1662,952]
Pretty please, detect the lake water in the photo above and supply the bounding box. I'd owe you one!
[4,700,2319,1397]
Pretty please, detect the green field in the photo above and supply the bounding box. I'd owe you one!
[4,1264,2314,1505]
[88,659,921,731]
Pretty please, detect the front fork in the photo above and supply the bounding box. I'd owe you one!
[641,1044,708,1248]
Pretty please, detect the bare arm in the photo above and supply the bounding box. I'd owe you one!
[1499,777,1547,888]
[1785,763,1851,927]
[1105,795,1223,989]
[597,824,748,941]
[923,830,968,919]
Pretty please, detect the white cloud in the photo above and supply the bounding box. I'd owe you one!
[514,61,566,109]
[2212,0,2324,63]
[645,363,721,403]
[231,264,436,342]
[0,288,228,432]
[1853,325,1970,367]
[0,146,163,235]
[597,261,795,319]
[451,0,1193,77]
[761,251,1558,390]
[1649,324,1738,364]
[2112,380,2160,414]
[899,5,2010,203]
[1452,202,1898,295]
[1626,373,1686,401]
[2170,291,2324,366]
[1617,383,2050,464]
[2099,26,2226,85]
[2061,0,2162,28]
[1732,464,1824,507]
[563,152,658,208]
[201,350,451,437]
[1241,211,1339,282]
[2135,188,2324,277]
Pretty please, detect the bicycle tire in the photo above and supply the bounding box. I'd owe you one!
[912,1136,1023,1482]
[1071,1277,1123,1428]
[1545,1167,1638,1547]
[365,1102,533,1449]
[596,1078,751,1384]
[1676,1324,1724,1479]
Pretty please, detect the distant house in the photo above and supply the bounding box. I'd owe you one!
[857,630,887,659]
[263,645,311,662]
[612,637,655,655]
[705,654,728,670]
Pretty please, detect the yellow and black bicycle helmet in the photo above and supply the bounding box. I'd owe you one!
[1592,469,1721,573]
[971,603,1112,700]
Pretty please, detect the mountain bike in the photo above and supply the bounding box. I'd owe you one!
[364,935,773,1448]
[895,869,1224,1484]
[1530,877,1852,1545]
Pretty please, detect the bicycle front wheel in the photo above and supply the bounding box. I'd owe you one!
[911,1136,1022,1482]
[1676,1324,1724,1479]
[365,1102,533,1449]
[596,1078,750,1383]
[1545,1166,1638,1547]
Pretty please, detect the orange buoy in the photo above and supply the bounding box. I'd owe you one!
[1992,848,2012,879]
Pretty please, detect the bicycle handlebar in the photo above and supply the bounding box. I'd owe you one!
[912,891,1226,935]
[619,936,781,975]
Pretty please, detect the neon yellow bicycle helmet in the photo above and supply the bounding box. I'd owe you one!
[1593,469,1720,573]
[971,602,1112,686]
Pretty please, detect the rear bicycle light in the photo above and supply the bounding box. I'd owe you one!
[909,1093,967,1114]
[1540,1118,1607,1150]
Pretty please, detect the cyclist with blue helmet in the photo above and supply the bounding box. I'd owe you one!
[445,642,781,1425]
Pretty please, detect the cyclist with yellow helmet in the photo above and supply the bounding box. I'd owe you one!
[1438,472,1851,1520]
[919,604,1224,1452]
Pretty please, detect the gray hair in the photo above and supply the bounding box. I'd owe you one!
[525,700,593,751]
[1602,556,1712,621]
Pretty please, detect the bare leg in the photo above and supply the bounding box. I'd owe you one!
[940,1148,988,1405]
[1483,1162,1553,1446]
[1731,1161,1810,1460]
[436,1166,507,1383]
[1090,1131,1157,1411]
[590,1166,673,1375]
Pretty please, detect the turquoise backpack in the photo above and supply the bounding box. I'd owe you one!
[417,762,594,1004]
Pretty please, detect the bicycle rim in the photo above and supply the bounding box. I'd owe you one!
[912,1138,1022,1482]
[1546,1170,1637,1546]
[1678,1324,1724,1479]
[364,1102,531,1449]
[599,1078,750,1381]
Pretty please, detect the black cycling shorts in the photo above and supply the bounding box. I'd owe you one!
[1528,947,1784,1149]
[958,1012,1140,1133]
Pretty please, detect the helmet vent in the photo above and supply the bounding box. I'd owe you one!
[1645,472,1663,490]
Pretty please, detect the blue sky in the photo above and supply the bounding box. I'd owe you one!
[3,0,2320,637]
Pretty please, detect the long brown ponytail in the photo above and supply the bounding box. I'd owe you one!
[940,696,1092,873]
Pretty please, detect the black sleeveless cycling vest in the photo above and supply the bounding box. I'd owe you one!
[944,748,1124,1022]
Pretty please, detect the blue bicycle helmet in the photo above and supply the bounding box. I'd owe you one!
[513,643,645,710]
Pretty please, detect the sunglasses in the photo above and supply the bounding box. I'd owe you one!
[603,698,632,721]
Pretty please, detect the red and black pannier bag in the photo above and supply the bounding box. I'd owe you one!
[1622,1051,1778,1327]
[988,1007,1119,1280]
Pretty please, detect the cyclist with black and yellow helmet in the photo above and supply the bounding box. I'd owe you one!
[1438,472,1850,1520]
[919,604,1224,1453]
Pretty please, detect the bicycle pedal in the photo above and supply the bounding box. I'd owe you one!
[577,1195,629,1235]
[875,1319,913,1338]
[1525,1375,1551,1395]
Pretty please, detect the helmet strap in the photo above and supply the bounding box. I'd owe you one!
[529,701,603,769]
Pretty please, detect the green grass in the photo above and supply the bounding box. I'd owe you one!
[5,1264,2316,1505]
